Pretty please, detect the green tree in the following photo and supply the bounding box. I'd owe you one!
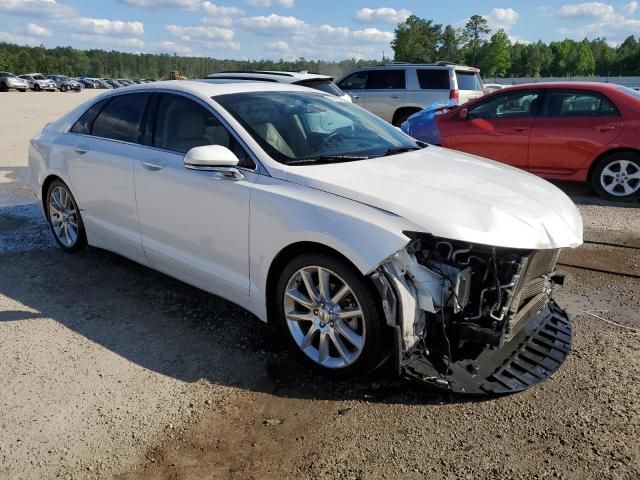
[391,15,443,63]
[484,29,511,77]
[462,14,490,66]
[438,25,461,63]
[575,38,595,75]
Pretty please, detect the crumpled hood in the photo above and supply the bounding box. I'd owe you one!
[277,147,583,250]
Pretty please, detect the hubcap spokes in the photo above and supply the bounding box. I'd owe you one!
[284,266,365,369]
[601,160,640,196]
[49,186,78,247]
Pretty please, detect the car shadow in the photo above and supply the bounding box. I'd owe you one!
[0,203,482,407]
[551,180,640,208]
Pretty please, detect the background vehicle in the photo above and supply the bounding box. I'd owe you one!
[433,82,640,200]
[19,73,57,91]
[47,75,82,92]
[28,81,581,395]
[206,71,351,101]
[0,72,29,92]
[78,78,98,88]
[105,79,123,88]
[483,83,505,94]
[96,79,113,89]
[336,62,484,126]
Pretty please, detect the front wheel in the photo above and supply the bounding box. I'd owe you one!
[34,84,41,91]
[276,253,386,377]
[46,180,87,252]
[591,152,640,201]
[60,85,68,92]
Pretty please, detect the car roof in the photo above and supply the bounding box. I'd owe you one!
[206,71,332,83]
[102,79,318,97]
[358,62,479,73]
[494,81,625,92]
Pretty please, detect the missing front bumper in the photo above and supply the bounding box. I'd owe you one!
[402,300,572,395]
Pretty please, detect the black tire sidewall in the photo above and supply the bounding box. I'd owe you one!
[591,152,640,201]
[275,253,386,378]
[45,180,87,253]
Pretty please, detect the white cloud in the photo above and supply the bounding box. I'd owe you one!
[69,34,145,49]
[246,0,294,8]
[70,18,145,36]
[623,1,639,15]
[118,0,200,7]
[558,2,616,19]
[165,24,240,50]
[200,1,243,16]
[238,14,308,35]
[264,40,289,52]
[351,27,394,43]
[354,7,411,24]
[486,7,519,31]
[0,0,74,18]
[25,22,51,36]
[149,41,195,55]
[0,31,41,46]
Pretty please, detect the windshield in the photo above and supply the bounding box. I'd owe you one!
[33,75,46,80]
[215,91,420,165]
[295,80,346,97]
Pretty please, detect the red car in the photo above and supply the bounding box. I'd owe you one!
[436,82,640,201]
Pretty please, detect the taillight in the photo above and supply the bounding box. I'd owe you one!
[450,89,459,102]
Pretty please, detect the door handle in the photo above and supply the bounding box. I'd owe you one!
[74,145,89,155]
[594,125,616,132]
[142,161,165,171]
[512,127,529,132]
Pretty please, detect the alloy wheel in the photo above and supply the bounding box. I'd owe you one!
[600,159,640,197]
[48,186,79,247]
[283,265,366,369]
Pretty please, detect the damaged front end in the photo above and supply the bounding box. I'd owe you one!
[370,233,572,395]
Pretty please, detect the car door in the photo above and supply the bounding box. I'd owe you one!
[133,92,257,300]
[64,93,150,263]
[443,89,542,168]
[364,69,406,122]
[528,89,623,176]
[336,71,368,108]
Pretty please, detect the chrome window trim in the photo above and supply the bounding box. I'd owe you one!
[65,88,267,175]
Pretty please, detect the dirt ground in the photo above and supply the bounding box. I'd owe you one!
[0,90,638,480]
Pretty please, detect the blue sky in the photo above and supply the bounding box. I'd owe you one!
[0,1,639,60]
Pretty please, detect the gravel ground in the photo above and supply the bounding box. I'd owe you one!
[0,91,638,480]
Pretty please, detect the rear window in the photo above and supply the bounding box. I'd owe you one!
[337,71,368,90]
[91,93,150,143]
[456,71,482,91]
[70,98,110,135]
[417,69,450,89]
[295,80,345,97]
[366,70,405,90]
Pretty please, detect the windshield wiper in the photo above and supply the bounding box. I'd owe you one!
[287,155,370,165]
[380,146,423,157]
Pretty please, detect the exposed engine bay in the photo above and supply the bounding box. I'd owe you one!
[371,233,572,394]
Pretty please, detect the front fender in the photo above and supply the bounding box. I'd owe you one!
[248,175,422,313]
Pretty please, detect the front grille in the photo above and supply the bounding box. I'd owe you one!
[505,249,560,340]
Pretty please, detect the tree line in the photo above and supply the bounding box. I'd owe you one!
[1,14,639,80]
[0,42,379,80]
[392,15,640,78]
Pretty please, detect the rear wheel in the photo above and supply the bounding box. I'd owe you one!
[392,108,421,127]
[45,180,87,252]
[276,253,386,377]
[34,84,41,92]
[591,152,640,201]
[60,85,68,92]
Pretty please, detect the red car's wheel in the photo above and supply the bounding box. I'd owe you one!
[591,152,640,201]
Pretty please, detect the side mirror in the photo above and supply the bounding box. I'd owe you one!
[459,108,468,120]
[184,145,243,179]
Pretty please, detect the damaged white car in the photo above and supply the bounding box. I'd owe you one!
[29,81,583,394]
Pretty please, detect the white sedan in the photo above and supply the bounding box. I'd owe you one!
[29,81,583,394]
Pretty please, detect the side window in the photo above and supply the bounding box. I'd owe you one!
[70,98,109,135]
[337,71,368,90]
[469,91,541,120]
[417,69,450,90]
[154,93,254,169]
[455,71,483,91]
[544,91,619,117]
[91,93,149,143]
[366,70,405,90]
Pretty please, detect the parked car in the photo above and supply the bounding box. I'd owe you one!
[420,82,640,201]
[78,78,99,88]
[47,75,83,92]
[483,83,505,94]
[0,72,29,92]
[336,62,484,126]
[105,79,122,88]
[19,73,57,91]
[28,81,582,394]
[206,70,351,101]
[96,79,113,89]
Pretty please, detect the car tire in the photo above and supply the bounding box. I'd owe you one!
[60,85,68,92]
[45,179,87,253]
[591,151,640,201]
[18,89,26,92]
[275,253,387,378]
[34,84,41,92]
[392,109,421,127]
